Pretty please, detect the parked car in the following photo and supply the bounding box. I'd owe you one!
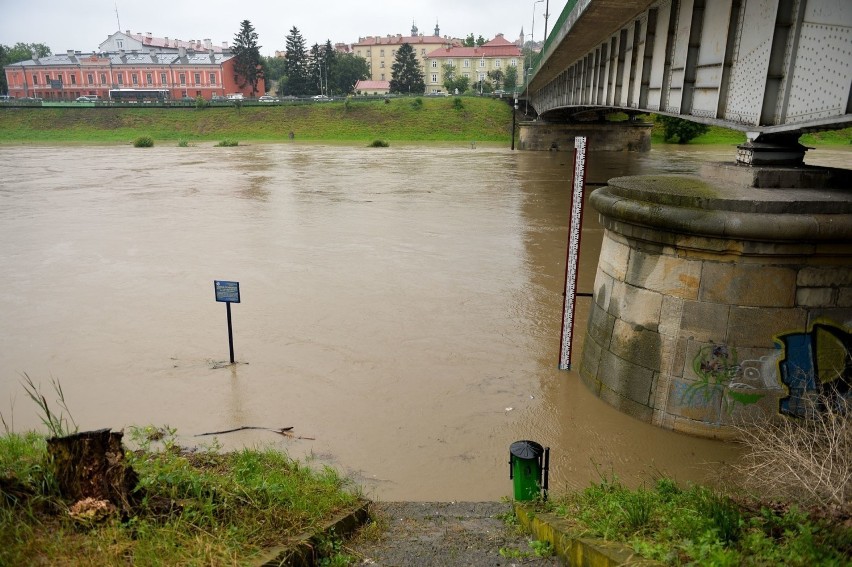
[258,95,278,103]
[312,94,331,101]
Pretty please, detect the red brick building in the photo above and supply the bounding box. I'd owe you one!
[4,48,261,101]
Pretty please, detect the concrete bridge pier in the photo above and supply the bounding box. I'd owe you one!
[580,163,852,438]
[518,120,652,152]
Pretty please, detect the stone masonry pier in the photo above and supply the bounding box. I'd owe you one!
[580,164,852,438]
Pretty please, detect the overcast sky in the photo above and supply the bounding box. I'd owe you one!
[1,1,563,56]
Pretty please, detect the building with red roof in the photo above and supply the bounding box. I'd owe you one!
[423,34,522,94]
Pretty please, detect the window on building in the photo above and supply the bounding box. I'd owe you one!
[160,72,167,84]
[478,73,485,81]
[463,59,470,68]
[431,60,437,68]
[511,58,517,66]
[209,73,216,85]
[117,40,123,48]
[117,74,123,85]
[87,73,94,85]
[494,59,501,68]
[380,73,385,80]
[392,50,396,57]
[132,74,138,85]
[146,73,153,85]
[431,73,438,83]
[421,49,425,55]
[181,90,187,98]
[31,74,39,84]
[380,49,384,57]
[380,61,385,68]
[194,73,201,85]
[479,59,485,67]
[463,72,470,78]
[179,73,186,86]
[446,59,453,66]
[70,75,77,85]
[366,49,371,56]
[100,73,106,84]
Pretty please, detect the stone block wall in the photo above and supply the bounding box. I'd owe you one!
[580,170,852,438]
[518,121,652,152]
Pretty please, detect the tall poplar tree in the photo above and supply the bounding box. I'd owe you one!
[283,27,309,96]
[232,20,263,97]
[389,43,424,95]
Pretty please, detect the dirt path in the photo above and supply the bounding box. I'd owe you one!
[345,502,562,566]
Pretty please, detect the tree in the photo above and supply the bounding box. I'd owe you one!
[476,35,486,46]
[487,69,504,90]
[441,63,470,95]
[331,53,369,95]
[283,27,309,96]
[656,115,709,144]
[232,20,263,97]
[0,42,51,94]
[464,34,475,47]
[504,65,519,93]
[389,43,424,95]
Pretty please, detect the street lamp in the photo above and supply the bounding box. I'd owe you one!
[525,0,544,115]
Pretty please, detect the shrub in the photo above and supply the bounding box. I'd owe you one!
[215,140,239,147]
[453,97,464,110]
[368,140,389,148]
[177,140,189,147]
[133,136,154,148]
[411,97,423,109]
[656,115,709,143]
[734,385,851,514]
[195,96,209,110]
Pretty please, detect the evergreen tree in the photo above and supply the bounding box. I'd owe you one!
[322,40,337,94]
[389,43,424,95]
[232,20,263,96]
[309,43,323,94]
[283,27,309,96]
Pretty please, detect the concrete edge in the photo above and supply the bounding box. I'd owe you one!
[513,503,663,566]
[255,499,371,567]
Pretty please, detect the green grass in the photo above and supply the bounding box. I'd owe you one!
[0,428,361,565]
[542,476,851,566]
[0,97,514,144]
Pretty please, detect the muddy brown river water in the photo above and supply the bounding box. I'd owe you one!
[1,143,849,501]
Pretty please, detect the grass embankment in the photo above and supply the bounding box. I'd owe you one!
[0,428,360,565]
[537,476,851,566]
[0,97,513,144]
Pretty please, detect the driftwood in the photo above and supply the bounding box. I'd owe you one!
[46,428,139,516]
[195,426,315,440]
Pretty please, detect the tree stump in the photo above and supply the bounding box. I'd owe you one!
[46,428,139,516]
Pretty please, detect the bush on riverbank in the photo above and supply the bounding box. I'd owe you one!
[0,427,360,565]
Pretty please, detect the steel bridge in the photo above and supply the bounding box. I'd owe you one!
[525,0,851,163]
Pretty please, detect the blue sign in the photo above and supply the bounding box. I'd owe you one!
[214,280,240,303]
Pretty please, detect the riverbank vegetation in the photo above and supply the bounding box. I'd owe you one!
[0,426,360,565]
[543,475,850,566]
[1,97,849,147]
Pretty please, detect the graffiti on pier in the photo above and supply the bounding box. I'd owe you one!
[776,322,852,417]
[681,345,765,414]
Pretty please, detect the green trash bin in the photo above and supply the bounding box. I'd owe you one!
[509,440,549,501]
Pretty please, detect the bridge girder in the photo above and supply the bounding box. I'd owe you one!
[528,0,852,141]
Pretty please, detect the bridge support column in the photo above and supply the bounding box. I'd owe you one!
[518,121,652,152]
[579,164,852,438]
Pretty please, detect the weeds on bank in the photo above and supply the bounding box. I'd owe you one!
[133,136,154,147]
[543,475,850,565]
[0,425,360,565]
[215,139,239,147]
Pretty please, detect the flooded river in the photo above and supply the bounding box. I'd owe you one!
[1,142,848,501]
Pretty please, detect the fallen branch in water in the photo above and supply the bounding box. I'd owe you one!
[194,426,315,440]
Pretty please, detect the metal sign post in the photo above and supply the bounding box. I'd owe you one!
[214,280,240,364]
[558,137,588,370]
